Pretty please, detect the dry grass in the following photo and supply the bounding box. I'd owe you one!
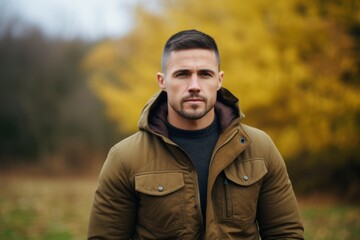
[0,175,359,239]
[299,195,360,239]
[0,175,97,240]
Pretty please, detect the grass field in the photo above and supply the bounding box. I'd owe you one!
[0,175,359,239]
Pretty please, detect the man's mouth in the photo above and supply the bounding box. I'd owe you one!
[184,98,204,102]
[183,95,206,103]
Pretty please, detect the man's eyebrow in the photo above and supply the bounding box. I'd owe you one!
[172,69,191,76]
[198,69,216,75]
[172,68,216,75]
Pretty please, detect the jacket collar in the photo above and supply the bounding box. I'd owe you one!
[138,87,245,137]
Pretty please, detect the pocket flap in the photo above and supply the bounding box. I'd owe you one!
[135,172,185,196]
[224,159,268,186]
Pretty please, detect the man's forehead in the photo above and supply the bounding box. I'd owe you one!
[168,48,217,58]
[167,49,218,67]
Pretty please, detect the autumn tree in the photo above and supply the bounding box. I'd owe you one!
[83,0,360,197]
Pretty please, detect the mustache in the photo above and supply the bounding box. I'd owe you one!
[181,94,206,102]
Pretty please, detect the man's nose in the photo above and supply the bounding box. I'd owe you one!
[188,74,200,92]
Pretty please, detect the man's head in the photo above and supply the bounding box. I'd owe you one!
[157,30,224,130]
[161,29,220,74]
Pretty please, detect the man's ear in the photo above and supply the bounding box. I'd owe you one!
[217,71,224,90]
[157,72,166,91]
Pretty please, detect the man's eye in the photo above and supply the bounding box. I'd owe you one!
[200,72,212,78]
[176,72,190,78]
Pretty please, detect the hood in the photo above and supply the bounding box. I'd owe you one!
[138,87,245,137]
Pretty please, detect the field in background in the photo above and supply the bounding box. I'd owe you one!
[0,175,359,240]
[0,175,95,240]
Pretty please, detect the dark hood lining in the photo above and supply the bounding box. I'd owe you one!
[146,88,241,137]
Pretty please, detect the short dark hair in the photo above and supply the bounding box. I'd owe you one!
[161,29,220,73]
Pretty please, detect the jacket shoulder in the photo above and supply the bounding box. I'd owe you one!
[110,130,153,162]
[240,124,273,146]
[100,131,145,168]
[239,123,284,168]
[113,130,148,151]
[104,130,164,175]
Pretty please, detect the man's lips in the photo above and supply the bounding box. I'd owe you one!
[185,98,204,102]
[183,98,205,102]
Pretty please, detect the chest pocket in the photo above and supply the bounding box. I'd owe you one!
[135,172,186,235]
[215,158,268,227]
[224,158,268,186]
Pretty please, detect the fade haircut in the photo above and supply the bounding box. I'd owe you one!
[161,29,220,73]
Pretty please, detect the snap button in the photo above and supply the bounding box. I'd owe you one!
[243,175,249,181]
[157,185,164,192]
[240,137,246,144]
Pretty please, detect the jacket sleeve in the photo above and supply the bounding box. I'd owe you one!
[256,134,304,239]
[88,145,137,240]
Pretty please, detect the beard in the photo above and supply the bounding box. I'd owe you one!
[172,94,215,120]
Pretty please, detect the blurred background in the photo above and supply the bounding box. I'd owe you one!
[0,0,359,239]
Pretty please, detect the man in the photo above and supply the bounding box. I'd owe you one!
[88,29,304,239]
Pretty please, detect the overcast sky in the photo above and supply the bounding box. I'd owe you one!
[1,0,139,40]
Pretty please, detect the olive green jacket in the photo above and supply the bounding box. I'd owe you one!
[88,88,304,239]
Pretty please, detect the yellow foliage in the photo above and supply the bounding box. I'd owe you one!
[82,0,360,160]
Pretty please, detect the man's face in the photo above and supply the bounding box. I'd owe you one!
[157,49,224,129]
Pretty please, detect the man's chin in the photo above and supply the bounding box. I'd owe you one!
[181,110,207,120]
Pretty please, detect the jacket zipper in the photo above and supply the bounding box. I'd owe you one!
[184,155,205,236]
[163,138,205,236]
[161,128,239,236]
[223,177,232,218]
[192,168,204,226]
